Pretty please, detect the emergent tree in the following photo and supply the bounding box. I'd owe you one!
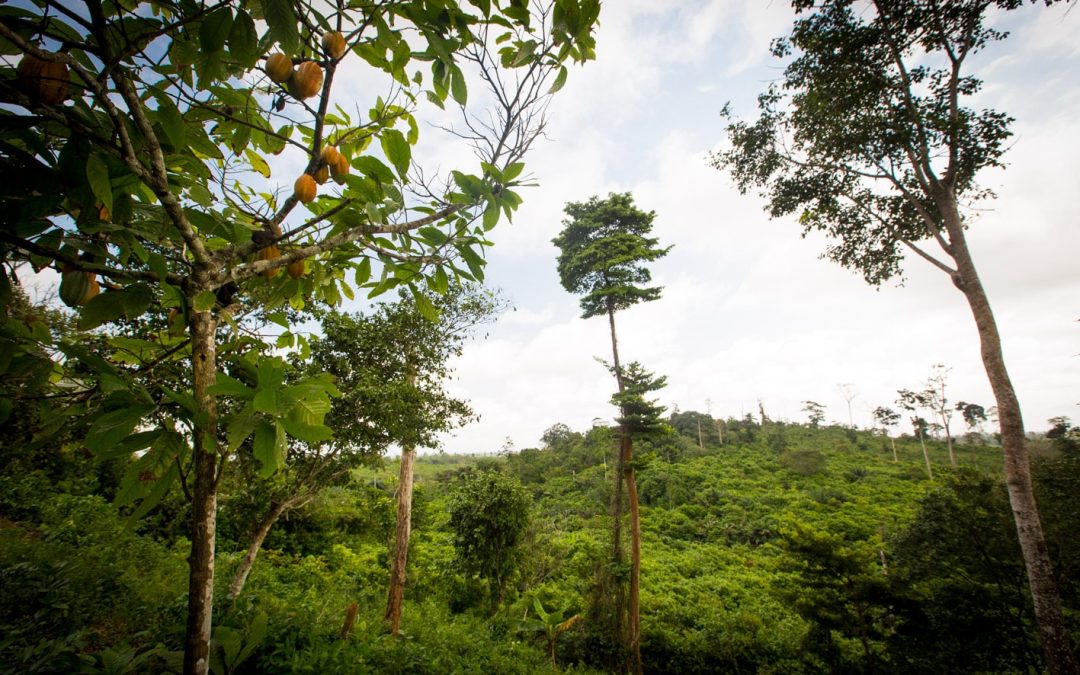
[552,192,669,674]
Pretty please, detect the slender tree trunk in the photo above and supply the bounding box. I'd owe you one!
[385,443,416,635]
[606,301,641,674]
[623,434,642,675]
[228,500,288,600]
[890,436,898,463]
[697,419,703,449]
[943,208,1078,675]
[917,429,933,480]
[184,309,220,675]
[942,411,956,467]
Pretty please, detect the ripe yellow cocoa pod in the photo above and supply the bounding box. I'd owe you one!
[256,244,281,279]
[330,152,350,182]
[314,165,330,184]
[322,31,347,60]
[289,62,323,99]
[265,53,293,83]
[294,173,317,203]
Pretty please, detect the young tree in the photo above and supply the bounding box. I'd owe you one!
[898,389,933,480]
[802,400,826,428]
[956,401,988,442]
[0,2,597,672]
[714,2,1075,669]
[447,469,531,610]
[872,405,901,462]
[552,192,669,674]
[381,286,501,635]
[926,364,957,466]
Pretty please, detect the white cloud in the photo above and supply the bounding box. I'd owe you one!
[423,4,1080,451]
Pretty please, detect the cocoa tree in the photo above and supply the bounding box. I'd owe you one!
[0,2,597,673]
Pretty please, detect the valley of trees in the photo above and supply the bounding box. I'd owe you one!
[1,0,1077,673]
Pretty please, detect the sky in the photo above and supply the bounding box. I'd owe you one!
[425,1,1080,453]
[20,2,1077,455]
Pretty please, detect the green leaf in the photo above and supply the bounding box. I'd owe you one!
[96,429,163,460]
[192,290,217,312]
[228,10,259,67]
[549,65,568,94]
[280,416,332,444]
[124,464,179,524]
[79,291,127,330]
[225,407,257,451]
[482,203,500,231]
[353,156,397,185]
[354,257,372,286]
[85,405,156,454]
[245,148,271,178]
[450,63,468,105]
[199,6,233,54]
[380,129,411,179]
[86,154,112,212]
[253,385,282,414]
[252,419,286,477]
[155,96,187,148]
[121,283,154,319]
[411,286,440,321]
[207,373,254,399]
[502,162,525,182]
[264,0,300,53]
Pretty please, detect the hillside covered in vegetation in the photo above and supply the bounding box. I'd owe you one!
[3,413,1077,673]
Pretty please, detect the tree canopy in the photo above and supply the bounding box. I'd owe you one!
[552,192,670,320]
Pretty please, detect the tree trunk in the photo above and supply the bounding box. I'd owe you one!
[184,309,220,675]
[606,300,641,673]
[385,443,416,635]
[228,500,288,600]
[623,434,642,675]
[943,208,1078,675]
[917,429,933,480]
[890,436,897,463]
[696,419,703,449]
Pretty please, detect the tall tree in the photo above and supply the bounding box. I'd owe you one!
[552,192,669,674]
[0,2,597,672]
[714,2,1076,670]
[381,286,501,635]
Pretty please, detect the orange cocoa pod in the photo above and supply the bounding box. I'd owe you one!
[288,61,323,99]
[294,173,317,203]
[16,53,70,105]
[286,258,305,279]
[322,31,347,60]
[330,152,350,183]
[265,53,294,84]
[257,244,281,279]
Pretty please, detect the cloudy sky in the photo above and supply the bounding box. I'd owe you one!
[428,1,1080,453]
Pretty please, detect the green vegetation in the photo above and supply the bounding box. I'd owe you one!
[4,396,1078,672]
[1,1,1075,673]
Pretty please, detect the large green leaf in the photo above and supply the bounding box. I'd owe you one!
[228,9,259,67]
[85,404,156,454]
[264,0,300,53]
[253,418,286,477]
[380,129,411,179]
[85,154,112,212]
